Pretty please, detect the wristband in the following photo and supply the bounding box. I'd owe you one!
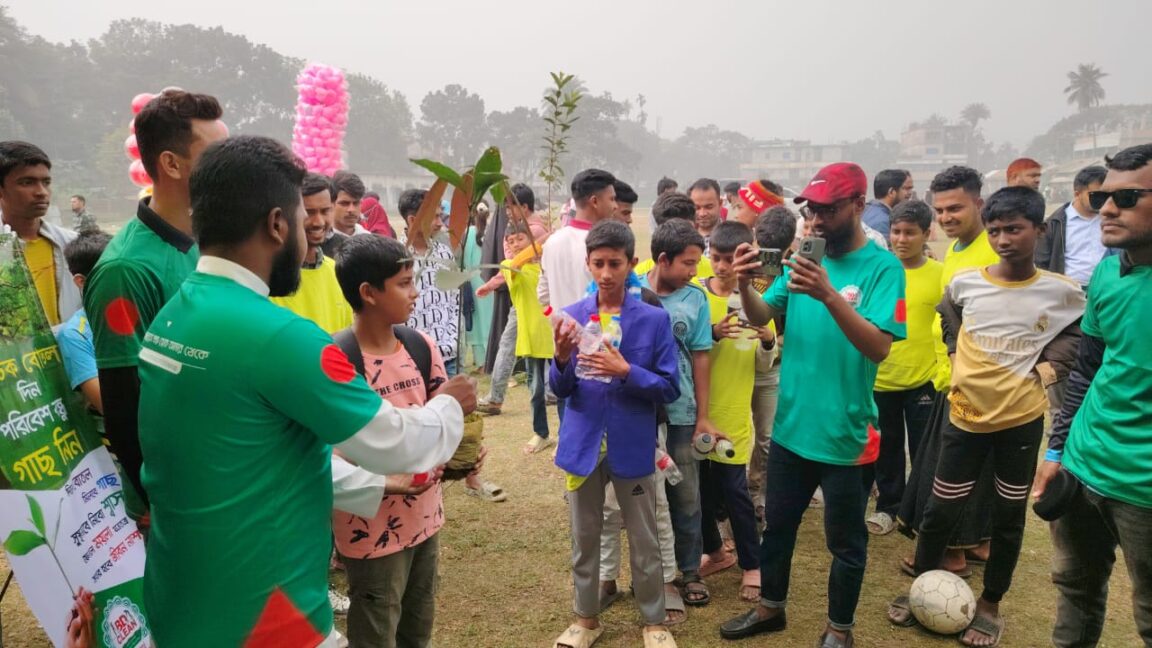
[1044,448,1063,463]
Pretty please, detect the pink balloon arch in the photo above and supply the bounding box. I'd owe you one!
[291,63,350,176]
[126,92,154,191]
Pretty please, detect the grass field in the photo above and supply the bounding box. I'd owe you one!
[0,373,1139,647]
[1,206,1139,647]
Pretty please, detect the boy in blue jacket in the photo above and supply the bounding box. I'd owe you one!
[550,220,681,648]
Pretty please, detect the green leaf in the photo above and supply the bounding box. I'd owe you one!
[409,159,463,188]
[490,181,507,206]
[474,147,502,176]
[4,529,45,556]
[27,495,44,536]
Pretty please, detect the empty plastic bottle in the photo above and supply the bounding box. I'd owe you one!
[692,433,717,460]
[715,438,736,459]
[656,449,683,486]
[575,315,612,383]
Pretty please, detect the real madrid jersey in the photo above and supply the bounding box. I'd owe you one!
[762,240,906,465]
[944,267,1085,433]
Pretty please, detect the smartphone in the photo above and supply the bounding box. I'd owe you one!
[757,248,784,277]
[797,237,826,265]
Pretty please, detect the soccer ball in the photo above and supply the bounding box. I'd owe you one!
[909,570,976,634]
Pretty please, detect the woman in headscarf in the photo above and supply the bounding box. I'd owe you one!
[361,194,396,238]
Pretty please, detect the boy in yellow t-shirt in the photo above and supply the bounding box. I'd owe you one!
[699,221,769,603]
[501,221,556,454]
[866,201,942,535]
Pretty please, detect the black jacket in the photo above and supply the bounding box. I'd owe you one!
[1035,203,1069,275]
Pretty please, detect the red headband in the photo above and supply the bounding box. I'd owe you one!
[738,182,784,215]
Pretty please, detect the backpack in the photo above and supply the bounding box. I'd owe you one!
[332,325,434,398]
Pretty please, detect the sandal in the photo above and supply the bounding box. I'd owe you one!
[553,623,603,648]
[680,577,710,607]
[465,481,508,502]
[642,627,677,647]
[901,556,971,579]
[866,511,895,535]
[699,551,736,577]
[886,595,919,628]
[663,584,687,626]
[739,569,761,603]
[960,611,1004,647]
[523,435,555,455]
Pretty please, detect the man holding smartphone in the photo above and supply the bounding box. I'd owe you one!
[718,163,906,648]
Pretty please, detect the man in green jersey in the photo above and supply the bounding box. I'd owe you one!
[720,163,906,648]
[1035,143,1152,647]
[84,89,228,508]
[138,136,474,648]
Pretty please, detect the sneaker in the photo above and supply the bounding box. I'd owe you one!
[476,399,502,415]
[329,588,350,615]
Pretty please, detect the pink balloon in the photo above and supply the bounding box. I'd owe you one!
[124,134,140,160]
[131,92,155,115]
[128,118,136,134]
[129,159,151,187]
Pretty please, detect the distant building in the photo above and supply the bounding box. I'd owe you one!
[738,140,849,191]
[897,121,971,191]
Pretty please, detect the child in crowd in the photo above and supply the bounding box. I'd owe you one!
[332,235,454,648]
[865,200,942,535]
[745,206,795,520]
[889,187,1084,648]
[698,221,768,602]
[398,188,461,376]
[551,220,681,648]
[639,218,718,606]
[56,230,113,414]
[500,220,555,454]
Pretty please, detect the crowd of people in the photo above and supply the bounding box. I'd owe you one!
[0,86,1148,648]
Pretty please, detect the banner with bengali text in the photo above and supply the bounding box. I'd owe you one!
[0,236,150,648]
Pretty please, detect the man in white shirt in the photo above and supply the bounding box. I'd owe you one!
[537,168,618,310]
[1036,165,1110,287]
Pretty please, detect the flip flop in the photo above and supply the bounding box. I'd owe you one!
[663,585,687,626]
[642,627,677,648]
[866,512,896,535]
[523,435,556,455]
[901,557,971,579]
[887,595,919,628]
[699,552,736,577]
[739,569,761,603]
[964,549,988,566]
[465,481,508,502]
[598,582,622,612]
[553,623,604,648]
[960,612,1004,647]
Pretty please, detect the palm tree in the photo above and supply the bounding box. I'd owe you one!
[961,103,991,131]
[1065,64,1108,151]
[960,103,991,166]
[1064,63,1108,112]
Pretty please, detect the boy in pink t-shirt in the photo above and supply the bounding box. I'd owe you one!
[333,234,454,648]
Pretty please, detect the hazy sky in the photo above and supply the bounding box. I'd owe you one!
[8,0,1152,147]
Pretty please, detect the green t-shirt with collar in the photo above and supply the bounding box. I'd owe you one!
[138,268,384,648]
[763,240,906,465]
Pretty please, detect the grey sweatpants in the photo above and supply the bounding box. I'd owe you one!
[568,460,665,625]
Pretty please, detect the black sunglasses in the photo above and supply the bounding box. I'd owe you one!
[1088,188,1152,210]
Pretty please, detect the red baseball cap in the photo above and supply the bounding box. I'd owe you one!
[794,162,868,205]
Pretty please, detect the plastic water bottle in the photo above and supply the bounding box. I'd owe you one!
[543,305,580,330]
[692,433,717,460]
[655,449,683,486]
[715,438,736,459]
[575,315,611,383]
[603,314,623,349]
